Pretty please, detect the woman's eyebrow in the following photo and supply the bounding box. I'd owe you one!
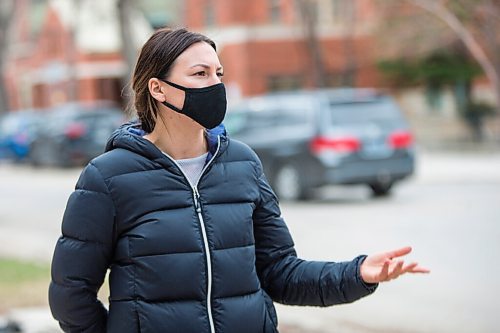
[190,63,223,71]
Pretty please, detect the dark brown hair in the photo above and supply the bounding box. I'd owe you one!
[131,28,216,132]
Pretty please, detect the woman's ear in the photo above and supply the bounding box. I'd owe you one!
[148,78,165,102]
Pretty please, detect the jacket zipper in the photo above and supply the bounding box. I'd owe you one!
[162,136,221,333]
[192,187,215,333]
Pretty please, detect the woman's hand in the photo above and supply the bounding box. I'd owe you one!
[360,246,430,284]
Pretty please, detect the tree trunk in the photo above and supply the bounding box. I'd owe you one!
[66,0,81,103]
[117,0,137,109]
[0,0,16,114]
[296,0,326,88]
[342,0,357,87]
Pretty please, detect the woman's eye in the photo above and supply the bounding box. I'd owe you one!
[195,71,206,76]
[217,72,224,77]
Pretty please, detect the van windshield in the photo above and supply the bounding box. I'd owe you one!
[328,99,403,124]
[226,98,311,135]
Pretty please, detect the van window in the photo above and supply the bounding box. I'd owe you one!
[278,107,309,126]
[226,96,313,135]
[328,99,403,124]
[225,109,280,135]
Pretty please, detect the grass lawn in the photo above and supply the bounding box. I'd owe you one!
[0,258,110,315]
[0,258,51,313]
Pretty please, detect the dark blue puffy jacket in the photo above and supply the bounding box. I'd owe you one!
[49,122,377,333]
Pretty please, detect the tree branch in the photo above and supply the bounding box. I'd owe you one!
[408,0,499,108]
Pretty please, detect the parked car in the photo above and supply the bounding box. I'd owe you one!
[0,110,43,162]
[225,88,415,200]
[28,102,126,167]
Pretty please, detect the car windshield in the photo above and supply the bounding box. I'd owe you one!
[328,99,403,124]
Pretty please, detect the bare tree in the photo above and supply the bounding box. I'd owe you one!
[407,0,500,111]
[295,0,326,88]
[117,0,137,107]
[341,0,358,86]
[67,0,82,103]
[0,0,17,114]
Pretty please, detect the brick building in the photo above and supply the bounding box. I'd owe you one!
[184,0,383,101]
[4,0,382,110]
[4,0,152,111]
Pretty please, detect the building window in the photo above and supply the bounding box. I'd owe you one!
[325,73,342,87]
[325,71,355,87]
[96,78,122,105]
[269,0,281,23]
[331,0,354,24]
[295,0,320,23]
[205,0,216,26]
[267,75,303,92]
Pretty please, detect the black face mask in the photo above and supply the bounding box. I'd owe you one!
[160,80,227,129]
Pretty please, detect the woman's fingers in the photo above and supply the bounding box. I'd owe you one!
[386,246,412,260]
[363,248,431,283]
[380,259,390,280]
[383,261,431,282]
[409,265,431,274]
[392,262,431,279]
[401,262,419,273]
[387,260,404,280]
[401,262,431,274]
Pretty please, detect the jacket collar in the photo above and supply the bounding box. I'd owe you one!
[105,120,227,166]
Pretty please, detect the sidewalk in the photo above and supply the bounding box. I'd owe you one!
[0,307,59,333]
[0,306,408,333]
[0,307,330,333]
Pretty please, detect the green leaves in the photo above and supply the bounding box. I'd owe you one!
[378,50,482,88]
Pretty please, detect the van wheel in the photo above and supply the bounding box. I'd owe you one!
[273,164,311,201]
[369,182,393,197]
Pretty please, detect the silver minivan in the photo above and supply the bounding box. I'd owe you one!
[225,88,415,200]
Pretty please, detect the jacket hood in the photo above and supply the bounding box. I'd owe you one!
[105,120,227,162]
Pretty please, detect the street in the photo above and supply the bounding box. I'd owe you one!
[1,151,499,333]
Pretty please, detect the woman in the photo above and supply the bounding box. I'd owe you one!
[49,28,429,333]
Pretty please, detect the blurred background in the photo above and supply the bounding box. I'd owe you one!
[0,0,499,332]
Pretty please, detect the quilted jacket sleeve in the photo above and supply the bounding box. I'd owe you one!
[49,162,115,332]
[252,160,377,307]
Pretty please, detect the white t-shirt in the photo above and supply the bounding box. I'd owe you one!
[174,152,209,187]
